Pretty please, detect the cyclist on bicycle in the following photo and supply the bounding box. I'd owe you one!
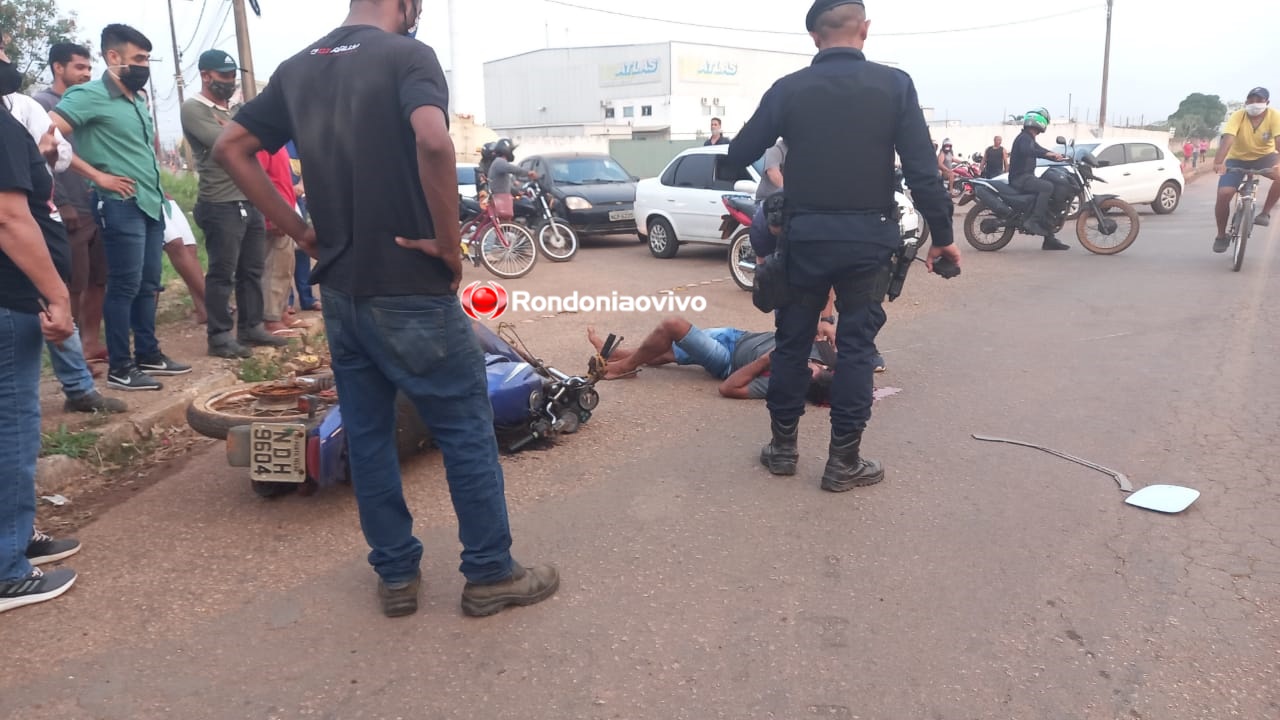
[486,138,536,221]
[1213,87,1280,253]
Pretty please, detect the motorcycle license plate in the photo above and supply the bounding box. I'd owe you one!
[249,423,307,483]
[609,210,634,222]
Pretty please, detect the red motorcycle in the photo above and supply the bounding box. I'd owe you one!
[949,158,982,200]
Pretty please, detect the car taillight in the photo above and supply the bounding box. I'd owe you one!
[306,435,320,480]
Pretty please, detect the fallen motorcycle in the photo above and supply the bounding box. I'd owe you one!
[187,322,602,498]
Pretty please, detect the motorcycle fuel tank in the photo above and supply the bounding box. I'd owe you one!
[486,354,545,426]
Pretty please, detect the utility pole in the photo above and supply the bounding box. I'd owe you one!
[1098,0,1114,131]
[165,0,196,172]
[232,0,258,101]
[147,75,162,157]
[166,0,187,104]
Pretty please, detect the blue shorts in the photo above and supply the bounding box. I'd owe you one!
[1219,154,1278,189]
[672,326,745,380]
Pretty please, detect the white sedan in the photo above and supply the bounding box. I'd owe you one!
[636,146,924,259]
[993,136,1184,214]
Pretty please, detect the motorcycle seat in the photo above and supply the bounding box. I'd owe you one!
[724,196,756,216]
[986,180,1036,203]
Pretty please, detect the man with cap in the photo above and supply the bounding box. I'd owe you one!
[1212,87,1280,252]
[722,0,959,493]
[181,49,285,357]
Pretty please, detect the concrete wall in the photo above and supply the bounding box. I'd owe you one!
[484,44,672,131]
[926,123,1177,163]
[668,42,810,141]
[608,140,704,179]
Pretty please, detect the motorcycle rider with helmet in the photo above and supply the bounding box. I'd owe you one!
[1009,107,1070,251]
[485,138,537,221]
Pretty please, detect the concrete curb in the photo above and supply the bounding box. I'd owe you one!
[96,369,242,449]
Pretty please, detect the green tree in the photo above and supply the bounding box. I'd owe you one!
[1167,93,1228,138]
[0,0,89,91]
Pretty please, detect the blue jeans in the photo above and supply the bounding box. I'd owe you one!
[292,249,317,309]
[0,308,42,581]
[321,288,514,585]
[671,326,745,380]
[46,327,95,400]
[93,197,164,371]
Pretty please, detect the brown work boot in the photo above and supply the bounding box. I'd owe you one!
[820,431,885,492]
[461,562,560,617]
[378,572,421,618]
[759,418,799,476]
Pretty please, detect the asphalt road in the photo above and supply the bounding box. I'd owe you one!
[3,179,1278,719]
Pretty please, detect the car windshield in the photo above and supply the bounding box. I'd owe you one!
[547,157,632,185]
[457,166,476,185]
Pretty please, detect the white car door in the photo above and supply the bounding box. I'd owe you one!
[1089,144,1132,199]
[668,154,729,242]
[1121,142,1169,204]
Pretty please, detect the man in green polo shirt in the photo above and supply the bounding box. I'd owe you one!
[181,49,285,358]
[48,23,191,391]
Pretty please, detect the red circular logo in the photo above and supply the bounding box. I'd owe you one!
[461,281,509,320]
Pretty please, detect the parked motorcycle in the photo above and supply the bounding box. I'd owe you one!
[962,136,1140,255]
[513,179,579,262]
[722,172,928,292]
[950,160,981,200]
[190,322,601,498]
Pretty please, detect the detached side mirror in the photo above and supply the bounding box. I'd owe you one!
[734,180,758,195]
[1055,136,1067,145]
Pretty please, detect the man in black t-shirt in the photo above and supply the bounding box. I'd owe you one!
[0,65,81,613]
[212,0,558,619]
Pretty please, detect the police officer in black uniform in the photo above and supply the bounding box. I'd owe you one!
[723,0,960,493]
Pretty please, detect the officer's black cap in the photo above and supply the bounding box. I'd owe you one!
[806,0,866,32]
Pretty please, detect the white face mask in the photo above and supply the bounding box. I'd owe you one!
[1246,103,1268,117]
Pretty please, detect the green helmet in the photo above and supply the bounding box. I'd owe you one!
[1023,107,1050,131]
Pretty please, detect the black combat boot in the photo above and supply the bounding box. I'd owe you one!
[759,418,799,476]
[820,431,885,492]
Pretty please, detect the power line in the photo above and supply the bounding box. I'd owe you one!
[543,0,1098,37]
[179,0,211,57]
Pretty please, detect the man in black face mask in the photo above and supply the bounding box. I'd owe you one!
[181,49,283,358]
[49,24,192,391]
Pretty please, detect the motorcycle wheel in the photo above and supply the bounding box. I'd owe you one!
[479,223,538,279]
[728,229,755,291]
[186,382,330,440]
[1076,198,1140,255]
[535,219,579,262]
[963,204,1015,252]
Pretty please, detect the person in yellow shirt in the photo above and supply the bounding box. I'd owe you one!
[1213,87,1280,252]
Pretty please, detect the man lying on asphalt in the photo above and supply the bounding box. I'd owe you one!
[588,320,834,403]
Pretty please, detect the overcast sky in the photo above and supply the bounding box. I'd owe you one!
[52,0,1270,144]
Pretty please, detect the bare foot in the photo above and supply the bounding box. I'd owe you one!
[587,325,605,352]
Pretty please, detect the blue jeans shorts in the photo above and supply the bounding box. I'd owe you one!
[672,326,745,380]
[1219,154,1278,189]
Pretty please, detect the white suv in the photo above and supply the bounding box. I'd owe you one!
[995,137,1184,214]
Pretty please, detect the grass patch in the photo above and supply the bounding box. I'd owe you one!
[41,425,100,460]
[238,354,285,383]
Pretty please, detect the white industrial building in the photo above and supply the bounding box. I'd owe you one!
[484,42,855,141]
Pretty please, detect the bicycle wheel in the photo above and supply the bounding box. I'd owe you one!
[1233,198,1254,273]
[1075,198,1140,255]
[479,222,538,279]
[536,219,579,262]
